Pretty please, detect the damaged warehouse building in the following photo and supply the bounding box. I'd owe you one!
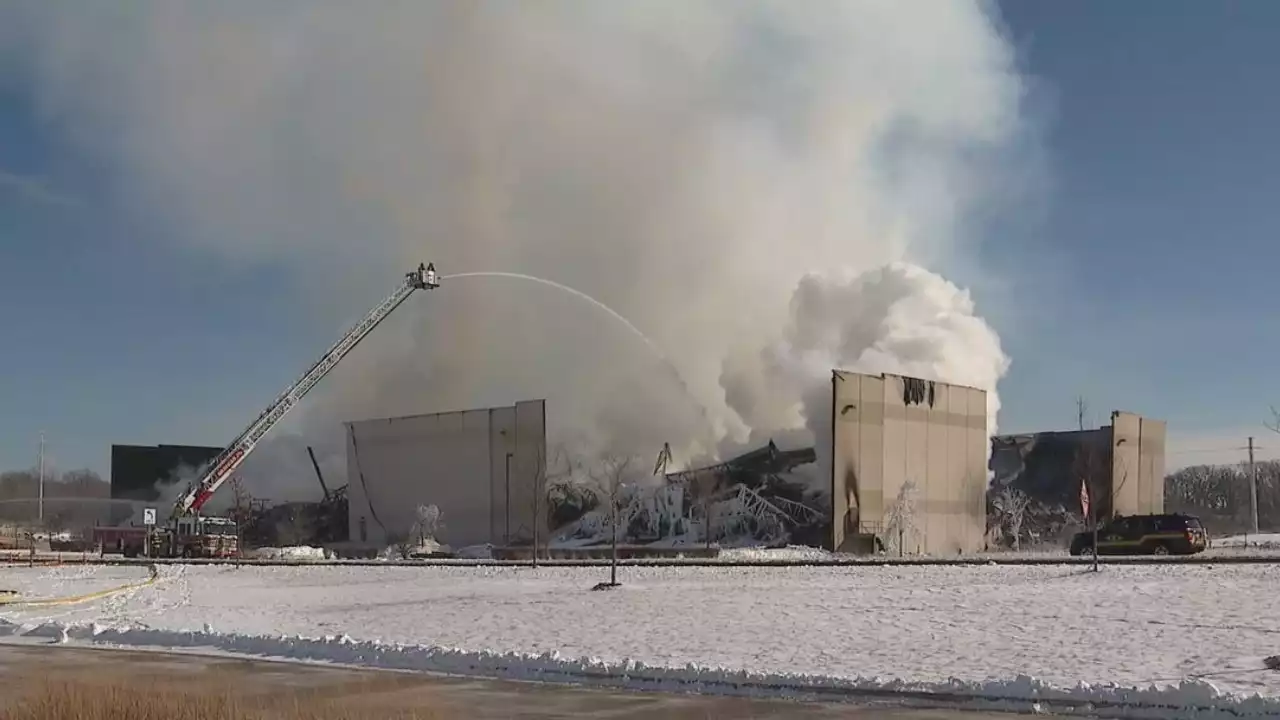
[113,379,1169,558]
[341,371,995,556]
[661,440,828,548]
[830,370,990,555]
[989,411,1166,539]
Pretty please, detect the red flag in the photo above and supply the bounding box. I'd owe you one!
[1080,479,1091,519]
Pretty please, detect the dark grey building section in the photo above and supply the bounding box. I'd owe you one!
[110,444,224,501]
[989,429,1111,514]
[989,410,1165,521]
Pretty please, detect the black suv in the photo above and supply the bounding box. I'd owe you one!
[1069,513,1208,556]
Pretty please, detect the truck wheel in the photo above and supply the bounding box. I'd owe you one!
[1150,542,1170,556]
[181,547,192,559]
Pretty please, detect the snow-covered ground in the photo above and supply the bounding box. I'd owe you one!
[2,563,1280,716]
[1215,533,1280,550]
[245,546,333,561]
[716,545,836,562]
[0,564,144,601]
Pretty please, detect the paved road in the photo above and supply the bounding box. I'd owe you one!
[0,643,1062,719]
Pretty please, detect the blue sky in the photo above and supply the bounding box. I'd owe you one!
[2,2,1277,475]
[992,0,1280,466]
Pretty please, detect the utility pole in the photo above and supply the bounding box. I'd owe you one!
[532,461,541,568]
[1076,397,1098,569]
[504,452,513,546]
[37,432,45,524]
[1248,437,1259,536]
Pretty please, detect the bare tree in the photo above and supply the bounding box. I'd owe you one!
[588,453,636,589]
[229,475,252,564]
[388,533,415,560]
[1071,441,1103,570]
[884,480,919,557]
[531,443,573,566]
[995,487,1031,550]
[58,469,109,498]
[1264,406,1280,435]
[1167,461,1280,535]
[413,504,442,545]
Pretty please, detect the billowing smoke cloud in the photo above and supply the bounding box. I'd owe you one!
[0,1,1031,498]
[718,263,1009,489]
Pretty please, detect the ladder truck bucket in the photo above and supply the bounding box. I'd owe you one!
[411,262,440,290]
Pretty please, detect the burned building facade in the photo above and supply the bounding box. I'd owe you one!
[830,370,989,555]
[990,410,1166,521]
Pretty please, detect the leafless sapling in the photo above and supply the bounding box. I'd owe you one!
[588,453,636,589]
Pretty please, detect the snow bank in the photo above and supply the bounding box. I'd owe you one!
[718,546,834,562]
[3,620,1277,718]
[453,544,493,560]
[246,547,329,561]
[378,540,452,560]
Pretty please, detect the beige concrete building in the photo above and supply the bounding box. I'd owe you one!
[345,400,547,550]
[830,370,988,555]
[1103,410,1166,517]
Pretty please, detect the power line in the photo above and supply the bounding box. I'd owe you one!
[1166,446,1254,455]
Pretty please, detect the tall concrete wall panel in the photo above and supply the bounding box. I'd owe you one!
[1111,412,1141,517]
[1142,418,1166,514]
[488,405,515,545]
[1110,411,1165,517]
[346,409,492,549]
[346,400,546,549]
[512,399,549,543]
[831,370,987,554]
[964,386,988,547]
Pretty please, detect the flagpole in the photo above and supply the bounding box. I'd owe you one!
[1081,476,1098,572]
[1090,484,1099,573]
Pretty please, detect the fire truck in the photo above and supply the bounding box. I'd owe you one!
[94,517,238,559]
[97,263,440,559]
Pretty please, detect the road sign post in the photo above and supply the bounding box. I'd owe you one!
[143,508,156,559]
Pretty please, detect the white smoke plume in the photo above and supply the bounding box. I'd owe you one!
[0,1,1033,497]
[718,263,1009,489]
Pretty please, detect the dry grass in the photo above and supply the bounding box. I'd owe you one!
[0,649,779,719]
[3,676,443,720]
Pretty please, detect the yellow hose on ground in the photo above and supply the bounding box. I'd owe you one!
[0,565,159,607]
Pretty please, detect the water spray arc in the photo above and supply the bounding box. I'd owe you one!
[442,271,714,438]
[443,272,668,362]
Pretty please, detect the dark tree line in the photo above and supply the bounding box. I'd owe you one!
[1165,461,1280,535]
[0,467,112,529]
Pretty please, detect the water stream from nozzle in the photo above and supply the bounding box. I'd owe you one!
[441,271,714,439]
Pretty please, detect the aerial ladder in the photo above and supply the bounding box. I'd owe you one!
[143,263,440,558]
